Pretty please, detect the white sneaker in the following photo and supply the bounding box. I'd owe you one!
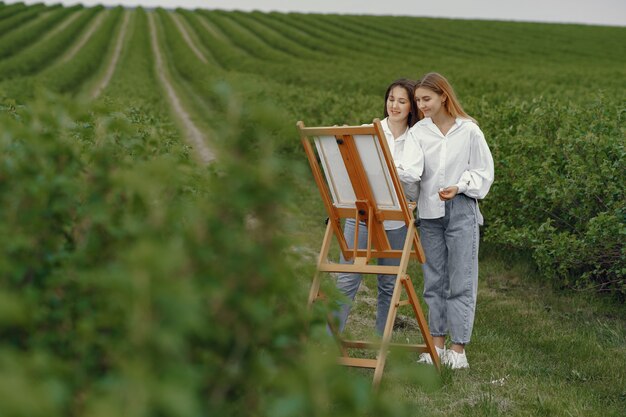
[417,346,445,365]
[442,349,469,369]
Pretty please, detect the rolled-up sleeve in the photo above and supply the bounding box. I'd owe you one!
[455,128,494,199]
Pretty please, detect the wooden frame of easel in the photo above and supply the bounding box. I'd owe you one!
[297,119,441,389]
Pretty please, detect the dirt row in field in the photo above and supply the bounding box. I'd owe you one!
[147,12,215,165]
[90,10,130,99]
[47,8,83,38]
[170,13,208,64]
[60,10,107,64]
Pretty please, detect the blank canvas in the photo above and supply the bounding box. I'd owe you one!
[314,133,400,211]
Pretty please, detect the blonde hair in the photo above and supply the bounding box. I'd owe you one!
[415,72,476,123]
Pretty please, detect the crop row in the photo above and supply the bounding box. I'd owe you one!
[98,9,174,120]
[0,12,623,417]
[41,7,124,95]
[0,4,72,60]
[0,6,101,80]
[223,11,322,60]
[176,9,251,69]
[3,5,623,107]
[0,2,28,20]
[0,2,46,35]
[200,10,293,62]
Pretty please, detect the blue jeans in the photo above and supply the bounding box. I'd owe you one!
[419,194,479,345]
[335,218,408,335]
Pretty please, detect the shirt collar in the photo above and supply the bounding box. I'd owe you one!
[420,117,467,135]
[382,117,408,140]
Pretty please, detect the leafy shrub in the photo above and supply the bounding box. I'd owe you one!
[0,92,424,416]
[480,96,625,298]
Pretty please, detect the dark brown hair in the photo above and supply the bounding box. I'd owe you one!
[383,78,419,127]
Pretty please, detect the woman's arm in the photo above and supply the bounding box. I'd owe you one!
[454,127,494,199]
[396,129,424,184]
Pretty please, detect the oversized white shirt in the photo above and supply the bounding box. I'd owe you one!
[380,117,423,229]
[406,117,494,219]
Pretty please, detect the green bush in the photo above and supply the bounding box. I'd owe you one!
[480,96,625,297]
[0,92,424,416]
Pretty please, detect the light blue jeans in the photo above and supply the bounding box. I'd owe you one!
[335,218,408,335]
[419,194,479,345]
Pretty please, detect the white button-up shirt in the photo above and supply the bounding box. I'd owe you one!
[380,117,423,229]
[406,117,494,219]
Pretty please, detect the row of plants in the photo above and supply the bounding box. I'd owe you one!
[0,2,27,20]
[199,9,294,62]
[168,12,221,67]
[244,11,357,57]
[0,1,46,35]
[151,7,230,146]
[258,11,384,60]
[94,9,164,108]
[0,6,101,80]
[1,4,622,297]
[177,9,254,69]
[0,5,623,417]
[0,3,70,60]
[40,7,124,95]
[165,8,384,154]
[295,12,424,59]
[223,11,322,60]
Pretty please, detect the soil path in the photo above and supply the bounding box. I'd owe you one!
[59,10,107,64]
[147,12,214,165]
[197,15,231,44]
[47,9,83,38]
[90,10,130,99]
[170,13,209,64]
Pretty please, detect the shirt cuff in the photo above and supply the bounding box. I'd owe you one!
[455,181,469,194]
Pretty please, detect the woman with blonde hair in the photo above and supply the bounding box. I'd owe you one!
[406,72,494,369]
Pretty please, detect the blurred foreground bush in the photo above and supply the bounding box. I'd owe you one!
[0,92,430,416]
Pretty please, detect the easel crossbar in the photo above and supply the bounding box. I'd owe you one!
[318,263,402,274]
[337,357,378,368]
[341,340,428,352]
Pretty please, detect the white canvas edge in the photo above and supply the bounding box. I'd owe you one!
[313,133,402,211]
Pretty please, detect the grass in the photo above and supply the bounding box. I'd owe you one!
[290,176,626,417]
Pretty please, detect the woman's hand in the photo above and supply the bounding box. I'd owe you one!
[438,186,459,201]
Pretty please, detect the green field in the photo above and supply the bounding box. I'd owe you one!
[0,3,624,416]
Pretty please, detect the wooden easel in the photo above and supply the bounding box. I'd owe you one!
[297,119,441,389]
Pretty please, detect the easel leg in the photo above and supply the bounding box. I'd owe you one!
[308,221,350,357]
[402,275,441,370]
[373,224,417,388]
[308,270,322,307]
[372,271,404,389]
[309,221,335,307]
[401,225,440,369]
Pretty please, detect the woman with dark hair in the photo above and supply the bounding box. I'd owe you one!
[334,78,423,335]
[409,72,494,369]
